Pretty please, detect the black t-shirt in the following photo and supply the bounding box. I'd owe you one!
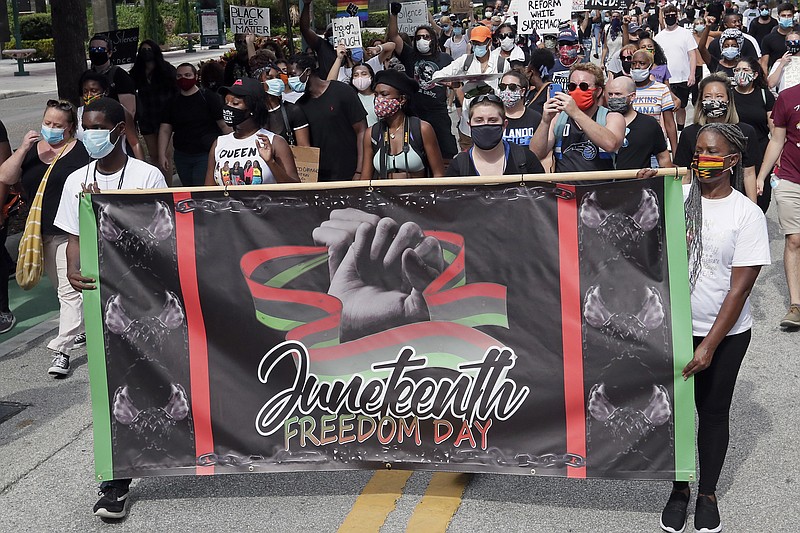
[503,108,542,147]
[297,80,367,181]
[761,27,800,69]
[310,38,339,80]
[162,89,223,154]
[748,17,778,46]
[91,65,135,102]
[525,84,550,116]
[554,110,616,173]
[733,87,774,166]
[266,103,309,146]
[223,57,252,86]
[673,121,760,169]
[706,1,724,20]
[444,142,545,176]
[615,113,668,170]
[398,46,457,159]
[20,142,91,235]
[646,6,660,32]
[708,37,759,61]
[705,56,736,79]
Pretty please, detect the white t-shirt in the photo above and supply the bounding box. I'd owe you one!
[54,158,168,236]
[445,36,469,60]
[682,185,771,336]
[654,26,698,83]
[769,56,800,92]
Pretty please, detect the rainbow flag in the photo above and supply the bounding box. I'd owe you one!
[337,0,369,22]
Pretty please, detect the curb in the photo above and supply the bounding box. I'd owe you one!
[0,317,58,361]
[0,91,36,100]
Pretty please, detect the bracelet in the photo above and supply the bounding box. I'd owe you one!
[377,44,384,54]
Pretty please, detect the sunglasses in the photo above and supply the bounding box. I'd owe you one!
[498,83,523,91]
[89,47,107,53]
[415,34,432,41]
[473,93,503,104]
[621,55,633,60]
[499,33,515,39]
[568,82,595,91]
[47,99,74,111]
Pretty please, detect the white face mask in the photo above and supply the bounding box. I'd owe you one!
[500,36,515,51]
[630,68,651,82]
[416,39,431,54]
[352,76,372,91]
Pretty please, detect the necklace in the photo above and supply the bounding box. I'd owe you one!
[389,122,404,139]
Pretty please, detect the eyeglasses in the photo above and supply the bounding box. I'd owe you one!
[46,99,74,111]
[498,83,522,91]
[568,82,595,91]
[89,47,107,53]
[415,34,432,41]
[621,55,633,60]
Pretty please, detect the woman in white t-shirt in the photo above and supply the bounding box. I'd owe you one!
[205,78,299,185]
[652,123,770,533]
[767,31,800,92]
[444,23,470,60]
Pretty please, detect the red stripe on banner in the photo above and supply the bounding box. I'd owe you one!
[422,231,465,294]
[246,279,343,312]
[173,191,214,476]
[557,185,586,479]
[424,283,506,306]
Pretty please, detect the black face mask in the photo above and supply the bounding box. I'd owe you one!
[471,124,504,150]
[90,50,109,66]
[222,105,251,127]
[622,58,633,74]
[664,14,678,26]
[139,48,155,62]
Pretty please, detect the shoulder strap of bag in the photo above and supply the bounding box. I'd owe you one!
[37,141,72,196]
[463,54,474,72]
[279,104,296,146]
[408,116,429,177]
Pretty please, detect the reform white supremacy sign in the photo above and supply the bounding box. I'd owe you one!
[230,6,271,36]
[518,0,571,35]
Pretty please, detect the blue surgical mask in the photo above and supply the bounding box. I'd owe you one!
[760,9,770,16]
[779,16,794,28]
[83,125,121,159]
[473,44,489,58]
[442,24,451,31]
[351,47,364,62]
[721,46,740,59]
[288,75,306,93]
[454,27,463,36]
[40,124,65,145]
[265,78,285,96]
[694,24,706,33]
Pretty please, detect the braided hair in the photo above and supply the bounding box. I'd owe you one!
[685,123,748,291]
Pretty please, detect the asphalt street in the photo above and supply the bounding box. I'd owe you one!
[0,52,799,532]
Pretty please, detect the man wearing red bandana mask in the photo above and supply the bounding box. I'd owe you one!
[531,62,626,173]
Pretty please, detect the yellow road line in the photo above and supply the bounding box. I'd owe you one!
[405,472,471,533]
[338,470,414,533]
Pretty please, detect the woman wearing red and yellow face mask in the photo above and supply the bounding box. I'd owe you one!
[530,63,626,173]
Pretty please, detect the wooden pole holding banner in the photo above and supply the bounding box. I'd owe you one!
[103,168,688,194]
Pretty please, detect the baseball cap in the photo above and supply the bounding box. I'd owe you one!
[557,29,578,43]
[470,25,493,42]
[218,77,263,99]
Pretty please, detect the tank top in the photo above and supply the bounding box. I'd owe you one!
[213,129,276,185]
[555,112,615,173]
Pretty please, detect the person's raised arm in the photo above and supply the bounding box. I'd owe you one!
[767,53,790,89]
[388,2,405,54]
[300,2,320,50]
[622,15,631,45]
[328,42,347,81]
[755,125,785,195]
[696,23,712,65]
[0,130,38,185]
[531,99,558,159]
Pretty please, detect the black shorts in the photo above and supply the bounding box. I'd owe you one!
[670,82,690,109]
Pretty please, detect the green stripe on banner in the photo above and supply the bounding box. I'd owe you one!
[452,312,509,328]
[663,175,696,482]
[265,253,328,288]
[255,310,306,331]
[79,194,114,482]
[442,249,456,264]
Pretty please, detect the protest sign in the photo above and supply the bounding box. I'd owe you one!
[573,0,586,11]
[98,28,139,65]
[289,146,320,183]
[584,0,624,9]
[331,16,363,49]
[518,0,573,35]
[450,0,473,13]
[82,175,695,482]
[397,1,428,35]
[229,5,271,36]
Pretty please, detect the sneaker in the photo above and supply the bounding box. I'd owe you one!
[93,486,129,519]
[0,311,16,334]
[73,333,87,348]
[780,304,800,328]
[694,494,722,533]
[660,489,690,533]
[48,352,70,376]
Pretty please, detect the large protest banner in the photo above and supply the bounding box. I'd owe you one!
[81,174,695,483]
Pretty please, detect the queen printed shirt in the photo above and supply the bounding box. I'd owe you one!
[213,129,276,185]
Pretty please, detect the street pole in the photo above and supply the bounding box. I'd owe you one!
[284,0,294,56]
[11,0,29,76]
[185,0,196,53]
[217,0,225,46]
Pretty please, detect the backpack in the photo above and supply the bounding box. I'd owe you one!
[553,106,616,168]
[370,116,428,178]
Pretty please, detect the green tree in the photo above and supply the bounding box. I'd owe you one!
[142,0,166,44]
[176,0,199,35]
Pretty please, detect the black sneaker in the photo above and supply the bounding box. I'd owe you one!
[694,494,722,533]
[93,486,129,519]
[73,333,87,348]
[0,311,16,334]
[48,352,70,376]
[660,489,690,533]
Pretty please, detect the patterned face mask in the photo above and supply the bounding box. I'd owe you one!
[701,99,728,118]
[691,153,735,180]
[374,96,402,119]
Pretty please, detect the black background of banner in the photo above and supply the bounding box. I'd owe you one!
[93,179,677,479]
